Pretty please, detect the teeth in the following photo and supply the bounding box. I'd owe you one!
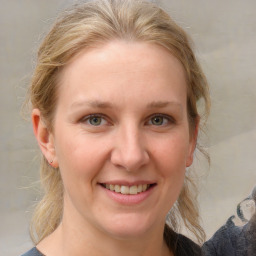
[129,185,138,195]
[114,185,121,193]
[142,184,147,192]
[104,184,151,195]
[121,185,130,194]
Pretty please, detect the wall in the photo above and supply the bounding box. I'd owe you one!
[1,0,255,255]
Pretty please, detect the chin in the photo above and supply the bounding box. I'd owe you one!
[100,213,157,239]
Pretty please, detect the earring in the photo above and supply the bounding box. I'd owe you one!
[50,160,53,164]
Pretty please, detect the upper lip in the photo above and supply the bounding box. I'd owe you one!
[98,180,156,186]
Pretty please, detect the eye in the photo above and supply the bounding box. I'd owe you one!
[151,116,165,126]
[82,114,108,126]
[89,115,103,126]
[148,114,172,126]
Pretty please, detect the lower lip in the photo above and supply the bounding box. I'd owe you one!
[101,185,155,205]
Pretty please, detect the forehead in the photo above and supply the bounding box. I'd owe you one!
[57,41,187,108]
[64,40,185,77]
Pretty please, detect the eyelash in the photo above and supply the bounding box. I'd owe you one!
[147,114,175,126]
[80,114,109,126]
[79,113,175,127]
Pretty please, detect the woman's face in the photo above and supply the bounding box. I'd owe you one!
[36,41,197,239]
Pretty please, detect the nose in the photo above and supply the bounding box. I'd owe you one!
[110,124,149,172]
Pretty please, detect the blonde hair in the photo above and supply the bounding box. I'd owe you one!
[27,0,210,246]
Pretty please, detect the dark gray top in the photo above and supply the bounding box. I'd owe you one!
[202,186,256,256]
[21,247,44,256]
[202,216,248,256]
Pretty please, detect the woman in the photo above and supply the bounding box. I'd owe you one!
[22,0,210,255]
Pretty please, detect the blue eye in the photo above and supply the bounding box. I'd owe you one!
[81,115,108,126]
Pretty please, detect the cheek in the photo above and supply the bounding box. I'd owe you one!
[151,136,188,214]
[54,132,108,182]
[55,139,105,207]
[151,134,190,174]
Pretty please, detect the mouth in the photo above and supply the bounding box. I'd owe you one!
[100,183,156,195]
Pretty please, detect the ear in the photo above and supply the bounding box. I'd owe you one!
[186,117,199,167]
[32,109,58,168]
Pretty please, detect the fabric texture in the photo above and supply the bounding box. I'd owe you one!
[164,225,202,256]
[173,234,201,255]
[202,186,256,256]
[202,217,248,256]
[21,247,44,256]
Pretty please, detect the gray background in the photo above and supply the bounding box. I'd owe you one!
[1,0,255,255]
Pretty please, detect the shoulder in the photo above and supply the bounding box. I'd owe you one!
[164,225,201,256]
[202,216,247,256]
[202,187,256,256]
[21,247,44,256]
[175,233,202,256]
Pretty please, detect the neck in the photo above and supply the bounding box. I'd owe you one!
[37,212,172,256]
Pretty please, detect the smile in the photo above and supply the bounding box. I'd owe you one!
[101,184,154,195]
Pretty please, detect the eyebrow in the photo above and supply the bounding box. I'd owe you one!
[146,101,182,109]
[70,100,182,111]
[71,100,114,109]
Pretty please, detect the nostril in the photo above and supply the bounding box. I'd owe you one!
[110,131,150,171]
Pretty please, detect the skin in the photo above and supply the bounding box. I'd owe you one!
[33,41,198,256]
